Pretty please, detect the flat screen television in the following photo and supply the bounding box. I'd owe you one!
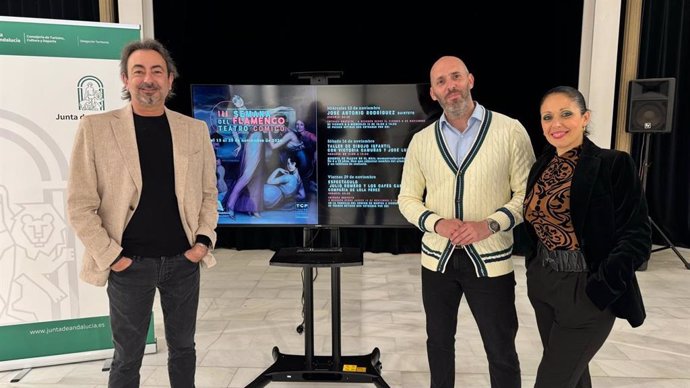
[191,84,438,227]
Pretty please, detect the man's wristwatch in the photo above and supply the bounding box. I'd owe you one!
[487,218,500,234]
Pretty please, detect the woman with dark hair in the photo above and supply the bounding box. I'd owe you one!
[266,115,310,179]
[263,158,305,209]
[523,86,651,388]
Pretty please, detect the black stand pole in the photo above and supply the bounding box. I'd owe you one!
[329,227,341,367]
[298,226,344,368]
[638,133,690,269]
[244,241,390,387]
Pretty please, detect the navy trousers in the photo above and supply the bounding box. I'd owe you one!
[107,253,200,388]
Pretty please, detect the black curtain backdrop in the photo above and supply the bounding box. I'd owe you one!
[0,0,99,21]
[154,2,583,253]
[632,0,690,248]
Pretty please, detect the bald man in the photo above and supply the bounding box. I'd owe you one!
[398,56,535,388]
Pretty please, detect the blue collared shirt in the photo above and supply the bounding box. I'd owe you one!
[440,103,484,166]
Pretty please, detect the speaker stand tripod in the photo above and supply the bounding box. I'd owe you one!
[638,133,690,269]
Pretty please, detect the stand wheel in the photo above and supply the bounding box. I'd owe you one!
[272,346,281,361]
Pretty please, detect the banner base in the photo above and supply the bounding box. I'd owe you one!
[0,342,157,373]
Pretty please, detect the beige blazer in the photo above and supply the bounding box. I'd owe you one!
[67,104,218,286]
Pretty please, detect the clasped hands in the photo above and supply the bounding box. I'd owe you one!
[435,218,491,246]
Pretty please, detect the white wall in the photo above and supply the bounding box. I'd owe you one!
[579,0,623,149]
[117,0,154,39]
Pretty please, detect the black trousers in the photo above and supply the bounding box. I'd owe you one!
[527,258,615,388]
[421,250,521,388]
[107,254,200,388]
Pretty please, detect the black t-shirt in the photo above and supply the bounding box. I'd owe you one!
[121,113,190,257]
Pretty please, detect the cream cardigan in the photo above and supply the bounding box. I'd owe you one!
[398,107,535,277]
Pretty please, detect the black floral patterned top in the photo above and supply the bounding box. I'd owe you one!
[524,147,581,251]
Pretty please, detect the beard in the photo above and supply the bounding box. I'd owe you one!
[137,95,157,105]
[439,88,472,118]
[135,82,163,106]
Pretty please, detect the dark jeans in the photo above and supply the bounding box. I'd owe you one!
[107,253,200,388]
[421,250,521,388]
[527,258,615,388]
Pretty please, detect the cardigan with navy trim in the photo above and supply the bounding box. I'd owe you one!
[398,105,535,277]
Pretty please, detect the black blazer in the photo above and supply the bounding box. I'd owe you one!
[524,137,651,327]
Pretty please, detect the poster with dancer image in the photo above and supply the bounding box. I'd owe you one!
[192,84,319,226]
